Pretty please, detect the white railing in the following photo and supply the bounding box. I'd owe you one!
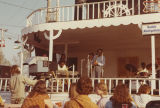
[0,78,10,92]
[1,78,160,96]
[26,0,152,26]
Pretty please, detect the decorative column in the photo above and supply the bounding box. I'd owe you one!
[44,29,62,61]
[151,35,156,91]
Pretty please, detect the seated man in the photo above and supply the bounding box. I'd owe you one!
[57,61,69,77]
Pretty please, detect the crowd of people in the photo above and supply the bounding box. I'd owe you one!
[0,49,158,108]
[0,64,154,108]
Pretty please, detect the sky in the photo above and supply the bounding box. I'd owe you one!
[0,0,74,65]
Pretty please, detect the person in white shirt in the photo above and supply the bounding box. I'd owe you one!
[96,82,109,108]
[58,61,69,77]
[58,61,68,71]
[133,84,151,108]
[93,48,105,78]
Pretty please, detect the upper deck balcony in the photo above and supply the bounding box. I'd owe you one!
[26,0,160,27]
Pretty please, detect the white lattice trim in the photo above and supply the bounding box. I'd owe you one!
[22,13,160,35]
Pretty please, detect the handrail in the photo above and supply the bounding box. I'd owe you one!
[27,0,126,19]
[27,7,47,19]
[1,77,160,96]
[25,0,151,27]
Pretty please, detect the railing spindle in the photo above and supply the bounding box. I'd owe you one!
[114,1,117,17]
[144,79,146,84]
[98,2,100,18]
[46,80,49,88]
[92,3,95,19]
[40,10,43,23]
[68,79,71,92]
[109,1,111,17]
[116,79,118,86]
[87,3,89,19]
[72,6,74,21]
[120,0,122,16]
[132,0,134,15]
[67,7,69,21]
[4,79,7,91]
[37,12,39,25]
[129,79,131,94]
[62,7,64,21]
[77,5,79,20]
[92,79,95,91]
[138,0,140,15]
[62,79,65,92]
[104,79,107,84]
[122,79,125,84]
[159,80,160,95]
[0,79,2,91]
[136,79,138,93]
[82,4,85,20]
[109,79,111,94]
[98,79,100,83]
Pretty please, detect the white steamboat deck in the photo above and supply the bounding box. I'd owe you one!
[20,0,160,78]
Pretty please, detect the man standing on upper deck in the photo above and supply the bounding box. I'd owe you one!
[93,48,105,78]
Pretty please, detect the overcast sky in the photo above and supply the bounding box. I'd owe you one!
[0,0,74,64]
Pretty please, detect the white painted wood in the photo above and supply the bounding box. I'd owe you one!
[129,80,131,94]
[49,30,53,61]
[159,80,160,95]
[77,5,79,20]
[109,79,111,94]
[151,36,156,89]
[98,2,100,18]
[138,0,140,14]
[132,0,134,15]
[92,3,95,19]
[0,78,160,96]
[0,79,2,91]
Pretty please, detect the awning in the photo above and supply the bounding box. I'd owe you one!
[22,13,160,35]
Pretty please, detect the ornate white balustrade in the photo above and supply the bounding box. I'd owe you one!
[1,78,160,96]
[26,0,155,27]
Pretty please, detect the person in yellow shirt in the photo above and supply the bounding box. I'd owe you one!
[64,77,98,108]
[0,95,4,107]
